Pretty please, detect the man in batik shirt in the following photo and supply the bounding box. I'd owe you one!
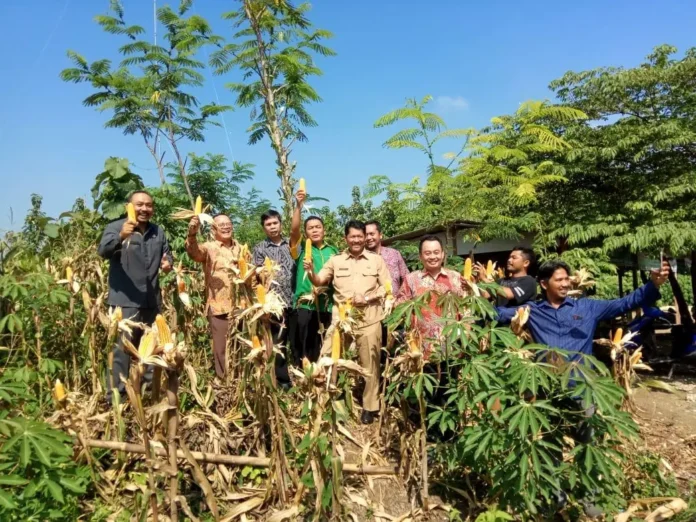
[396,235,465,359]
[252,209,299,388]
[186,214,242,379]
[366,220,409,295]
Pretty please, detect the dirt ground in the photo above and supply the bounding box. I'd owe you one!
[338,373,696,521]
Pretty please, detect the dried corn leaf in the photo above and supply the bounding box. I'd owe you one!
[644,498,688,521]
[219,497,263,521]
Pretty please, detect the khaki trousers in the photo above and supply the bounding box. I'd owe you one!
[323,304,383,412]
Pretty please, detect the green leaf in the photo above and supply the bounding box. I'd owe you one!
[59,477,86,494]
[0,475,29,486]
[0,489,17,509]
[45,479,64,503]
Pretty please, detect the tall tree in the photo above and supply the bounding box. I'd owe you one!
[60,0,230,205]
[211,0,335,224]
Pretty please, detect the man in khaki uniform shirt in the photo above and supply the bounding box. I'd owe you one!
[305,220,390,424]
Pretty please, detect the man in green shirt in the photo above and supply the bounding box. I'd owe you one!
[290,189,338,363]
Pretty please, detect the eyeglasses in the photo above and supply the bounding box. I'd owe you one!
[215,225,233,231]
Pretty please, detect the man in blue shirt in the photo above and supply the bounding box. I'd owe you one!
[496,259,670,365]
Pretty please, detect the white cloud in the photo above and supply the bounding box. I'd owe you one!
[435,95,469,112]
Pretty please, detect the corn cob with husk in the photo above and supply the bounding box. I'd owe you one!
[170,195,213,224]
[304,239,313,262]
[155,314,172,347]
[486,260,496,279]
[299,178,306,192]
[331,328,341,361]
[393,331,424,373]
[175,263,191,308]
[596,328,649,410]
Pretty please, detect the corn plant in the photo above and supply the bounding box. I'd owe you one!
[384,290,640,519]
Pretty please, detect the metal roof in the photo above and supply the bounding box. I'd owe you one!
[381,220,480,246]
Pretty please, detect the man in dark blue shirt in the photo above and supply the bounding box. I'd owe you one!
[98,191,173,403]
[496,259,670,365]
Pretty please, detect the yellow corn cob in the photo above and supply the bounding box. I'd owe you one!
[304,238,312,262]
[338,303,346,321]
[239,257,248,278]
[155,314,172,346]
[240,244,249,260]
[81,288,92,312]
[264,257,273,272]
[112,306,123,323]
[252,336,261,349]
[299,178,306,192]
[126,202,136,223]
[486,260,494,278]
[54,379,67,402]
[463,258,472,281]
[138,331,156,359]
[66,266,74,283]
[194,195,202,215]
[613,328,623,344]
[344,299,353,314]
[331,328,341,361]
[385,280,392,296]
[256,285,266,305]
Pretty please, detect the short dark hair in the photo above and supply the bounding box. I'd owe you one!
[537,260,570,283]
[128,190,153,202]
[260,210,282,226]
[344,220,366,236]
[512,246,536,266]
[419,234,443,253]
[365,220,381,233]
[304,215,324,229]
[213,213,231,220]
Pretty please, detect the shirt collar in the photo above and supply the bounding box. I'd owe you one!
[421,268,448,280]
[539,297,575,309]
[343,249,368,260]
[215,238,238,249]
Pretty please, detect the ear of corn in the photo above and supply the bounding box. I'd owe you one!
[299,178,306,192]
[66,266,74,283]
[239,257,248,278]
[113,306,123,323]
[252,336,261,349]
[81,288,92,312]
[54,379,67,402]
[486,260,494,278]
[138,331,156,359]
[613,328,623,344]
[155,314,172,346]
[194,195,202,215]
[463,258,472,281]
[338,303,346,321]
[264,257,273,272]
[304,239,313,262]
[177,273,186,293]
[331,328,341,361]
[385,280,392,296]
[126,202,136,223]
[256,285,266,305]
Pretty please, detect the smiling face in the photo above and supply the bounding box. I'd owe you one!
[540,267,571,301]
[305,218,325,244]
[365,223,382,251]
[263,216,282,241]
[213,215,233,243]
[130,192,154,224]
[345,227,366,256]
[420,240,444,272]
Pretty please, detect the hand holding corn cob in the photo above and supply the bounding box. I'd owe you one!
[295,179,307,207]
[188,215,200,236]
[119,219,137,241]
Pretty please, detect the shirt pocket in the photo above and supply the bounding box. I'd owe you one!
[562,314,588,340]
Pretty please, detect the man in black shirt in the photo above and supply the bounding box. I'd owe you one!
[98,191,173,403]
[478,246,537,306]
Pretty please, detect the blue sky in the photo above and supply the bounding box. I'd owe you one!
[1,0,695,232]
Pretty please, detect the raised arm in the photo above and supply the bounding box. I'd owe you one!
[494,305,520,325]
[289,190,305,251]
[185,217,206,263]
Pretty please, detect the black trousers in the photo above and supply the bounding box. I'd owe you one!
[292,308,332,364]
[272,308,292,385]
[107,307,157,403]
